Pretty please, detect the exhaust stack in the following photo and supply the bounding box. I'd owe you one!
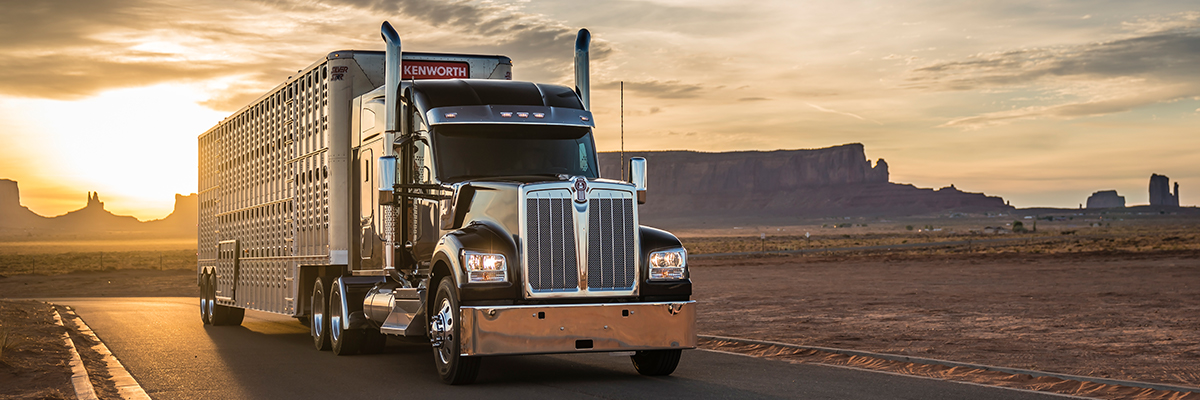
[381,21,402,134]
[574,29,591,110]
[380,21,401,272]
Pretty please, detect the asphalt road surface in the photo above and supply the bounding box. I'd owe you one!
[52,297,1072,400]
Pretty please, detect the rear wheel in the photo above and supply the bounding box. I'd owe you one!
[330,282,363,355]
[199,273,213,325]
[430,277,480,385]
[631,349,682,376]
[311,277,331,351]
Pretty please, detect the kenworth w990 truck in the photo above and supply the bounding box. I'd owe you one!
[197,22,694,384]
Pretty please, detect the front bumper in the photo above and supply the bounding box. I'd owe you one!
[459,301,696,356]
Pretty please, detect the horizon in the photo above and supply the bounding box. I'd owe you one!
[1,0,1197,220]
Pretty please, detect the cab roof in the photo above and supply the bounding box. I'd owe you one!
[410,79,584,111]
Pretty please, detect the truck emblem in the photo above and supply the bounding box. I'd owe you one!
[573,177,588,203]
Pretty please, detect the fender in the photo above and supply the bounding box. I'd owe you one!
[432,220,520,302]
[639,225,692,298]
[335,276,386,330]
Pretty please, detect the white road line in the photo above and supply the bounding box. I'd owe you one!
[51,308,97,400]
[59,307,152,400]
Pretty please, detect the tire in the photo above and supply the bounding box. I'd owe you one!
[200,273,213,325]
[311,277,331,351]
[330,282,363,355]
[361,328,387,355]
[631,349,682,376]
[430,277,481,385]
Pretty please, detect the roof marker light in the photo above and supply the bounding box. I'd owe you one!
[581,116,590,121]
[533,113,545,119]
[445,112,457,119]
[517,112,529,118]
[500,112,513,118]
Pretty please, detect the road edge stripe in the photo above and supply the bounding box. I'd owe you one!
[700,334,1200,394]
[51,308,97,400]
[59,307,152,400]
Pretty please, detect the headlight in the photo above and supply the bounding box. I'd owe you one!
[463,251,507,283]
[648,248,687,281]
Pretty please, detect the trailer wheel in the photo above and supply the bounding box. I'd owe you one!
[200,273,213,325]
[311,277,331,351]
[631,349,682,376]
[430,277,480,385]
[329,282,363,355]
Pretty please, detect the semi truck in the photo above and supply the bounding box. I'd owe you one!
[196,21,695,384]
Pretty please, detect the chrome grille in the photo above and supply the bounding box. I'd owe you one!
[526,197,578,291]
[587,197,636,290]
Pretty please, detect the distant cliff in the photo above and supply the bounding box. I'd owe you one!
[0,179,196,237]
[599,144,1010,226]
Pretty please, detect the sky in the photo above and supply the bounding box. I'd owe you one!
[0,0,1197,220]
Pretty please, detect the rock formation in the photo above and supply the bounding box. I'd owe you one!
[0,179,47,229]
[598,144,1011,226]
[1086,190,1125,209]
[1149,174,1180,207]
[0,179,196,237]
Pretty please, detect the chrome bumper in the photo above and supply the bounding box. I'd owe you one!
[459,301,696,356]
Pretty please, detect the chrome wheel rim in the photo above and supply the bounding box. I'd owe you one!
[312,288,325,340]
[432,298,455,365]
[329,288,342,343]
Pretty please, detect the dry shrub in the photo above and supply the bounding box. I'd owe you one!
[0,328,17,364]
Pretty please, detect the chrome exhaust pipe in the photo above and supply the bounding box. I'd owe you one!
[381,22,401,272]
[574,29,591,110]
[381,21,402,134]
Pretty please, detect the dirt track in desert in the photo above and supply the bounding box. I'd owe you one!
[692,250,1200,388]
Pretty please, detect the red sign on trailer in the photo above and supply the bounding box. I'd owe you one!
[403,61,470,79]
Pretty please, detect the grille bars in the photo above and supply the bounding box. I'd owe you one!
[523,188,636,297]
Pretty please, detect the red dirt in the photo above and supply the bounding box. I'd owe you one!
[692,250,1200,390]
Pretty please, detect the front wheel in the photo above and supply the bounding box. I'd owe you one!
[430,277,481,385]
[631,349,682,376]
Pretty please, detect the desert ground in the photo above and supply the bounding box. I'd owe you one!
[1,212,1198,398]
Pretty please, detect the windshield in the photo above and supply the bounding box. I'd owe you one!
[433,124,599,181]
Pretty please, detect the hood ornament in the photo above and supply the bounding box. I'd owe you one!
[572,177,588,203]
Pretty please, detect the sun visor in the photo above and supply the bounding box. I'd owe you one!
[426,105,595,128]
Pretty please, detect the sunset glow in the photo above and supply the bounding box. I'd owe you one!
[1,0,1197,219]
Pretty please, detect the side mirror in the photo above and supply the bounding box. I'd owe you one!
[378,155,396,205]
[628,157,647,204]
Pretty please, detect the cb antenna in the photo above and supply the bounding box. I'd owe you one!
[621,81,625,180]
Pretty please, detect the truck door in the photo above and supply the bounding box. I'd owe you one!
[408,119,439,266]
[359,145,383,270]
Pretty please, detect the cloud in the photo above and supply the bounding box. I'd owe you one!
[0,0,610,103]
[805,103,883,125]
[907,12,1200,129]
[598,80,706,99]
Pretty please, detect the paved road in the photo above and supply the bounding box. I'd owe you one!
[52,297,1071,400]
